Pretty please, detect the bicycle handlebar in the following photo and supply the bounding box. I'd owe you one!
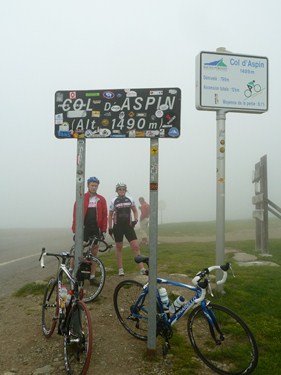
[192,263,230,303]
[39,247,73,268]
[85,235,113,252]
[192,263,230,287]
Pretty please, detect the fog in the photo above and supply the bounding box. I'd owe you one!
[1,0,280,229]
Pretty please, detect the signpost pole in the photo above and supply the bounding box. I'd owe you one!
[74,138,86,274]
[147,138,159,354]
[216,110,226,283]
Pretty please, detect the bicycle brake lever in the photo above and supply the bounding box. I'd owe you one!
[208,281,214,297]
[229,264,236,278]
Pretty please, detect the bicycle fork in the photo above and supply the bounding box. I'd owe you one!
[203,306,224,345]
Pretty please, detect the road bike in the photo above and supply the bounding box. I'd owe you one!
[113,255,258,375]
[244,82,261,98]
[39,248,93,375]
[69,235,113,303]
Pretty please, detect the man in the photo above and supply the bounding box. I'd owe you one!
[138,197,150,245]
[108,182,146,276]
[72,176,107,284]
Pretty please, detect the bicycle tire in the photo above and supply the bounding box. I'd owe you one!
[244,89,252,98]
[188,303,258,375]
[42,277,59,338]
[64,300,93,375]
[80,256,106,303]
[254,84,261,93]
[113,279,148,341]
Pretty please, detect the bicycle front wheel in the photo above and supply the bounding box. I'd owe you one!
[188,303,258,375]
[64,300,93,375]
[81,256,106,303]
[42,277,59,338]
[113,279,148,340]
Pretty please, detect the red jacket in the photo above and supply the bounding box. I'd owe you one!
[72,192,107,233]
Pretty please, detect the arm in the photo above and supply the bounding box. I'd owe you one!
[131,205,138,221]
[108,210,113,229]
[71,202,76,233]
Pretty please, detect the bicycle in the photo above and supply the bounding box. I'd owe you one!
[69,235,113,303]
[244,82,261,98]
[113,255,258,375]
[39,248,93,375]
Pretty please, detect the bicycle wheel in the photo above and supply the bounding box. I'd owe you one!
[81,256,106,303]
[244,89,252,98]
[64,300,93,375]
[113,279,148,340]
[42,277,59,338]
[254,84,261,93]
[188,303,258,375]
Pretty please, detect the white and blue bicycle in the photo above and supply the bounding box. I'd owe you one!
[113,255,258,375]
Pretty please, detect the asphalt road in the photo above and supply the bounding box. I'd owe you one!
[0,228,72,298]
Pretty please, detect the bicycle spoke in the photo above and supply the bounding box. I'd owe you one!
[113,280,148,340]
[42,278,58,338]
[188,303,258,375]
[80,256,105,303]
[64,301,92,375]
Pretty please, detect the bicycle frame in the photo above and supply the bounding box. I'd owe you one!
[134,277,203,327]
[40,250,82,332]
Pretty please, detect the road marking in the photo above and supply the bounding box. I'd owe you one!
[0,253,39,267]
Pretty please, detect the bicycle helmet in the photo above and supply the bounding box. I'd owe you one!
[87,176,100,184]
[115,182,127,192]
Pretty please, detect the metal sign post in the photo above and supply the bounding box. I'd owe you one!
[74,138,86,274]
[147,138,159,354]
[216,110,226,282]
[54,88,181,353]
[196,48,268,278]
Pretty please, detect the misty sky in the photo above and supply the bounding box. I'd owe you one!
[1,0,280,229]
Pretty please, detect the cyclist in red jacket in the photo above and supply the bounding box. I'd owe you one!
[72,176,107,284]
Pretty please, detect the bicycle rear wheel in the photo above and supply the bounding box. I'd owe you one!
[80,256,106,303]
[188,303,258,375]
[113,279,148,340]
[42,277,59,338]
[64,300,92,375]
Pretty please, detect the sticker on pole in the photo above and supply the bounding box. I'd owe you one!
[196,51,268,113]
[55,88,181,139]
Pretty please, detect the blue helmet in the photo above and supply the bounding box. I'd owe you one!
[87,176,100,184]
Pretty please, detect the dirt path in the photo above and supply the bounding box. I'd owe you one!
[0,270,216,375]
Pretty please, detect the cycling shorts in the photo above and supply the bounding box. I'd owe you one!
[84,227,99,242]
[113,224,137,243]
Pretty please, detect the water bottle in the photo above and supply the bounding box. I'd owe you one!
[159,287,170,312]
[169,295,185,313]
[60,285,67,308]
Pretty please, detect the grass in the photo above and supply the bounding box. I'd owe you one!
[14,219,281,374]
[13,281,47,297]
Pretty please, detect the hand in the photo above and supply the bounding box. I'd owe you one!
[109,228,114,236]
[131,220,138,228]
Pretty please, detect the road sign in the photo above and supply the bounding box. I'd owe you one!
[196,51,268,113]
[55,88,181,139]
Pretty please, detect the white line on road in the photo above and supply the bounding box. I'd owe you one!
[0,253,39,267]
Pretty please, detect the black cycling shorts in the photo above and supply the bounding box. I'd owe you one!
[113,224,137,243]
[84,227,99,242]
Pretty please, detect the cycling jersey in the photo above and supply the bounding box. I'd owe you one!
[109,196,135,225]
